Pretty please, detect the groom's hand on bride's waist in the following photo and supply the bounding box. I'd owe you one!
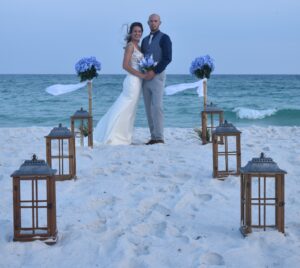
[144,70,155,80]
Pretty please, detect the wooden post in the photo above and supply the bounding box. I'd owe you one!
[236,134,241,174]
[277,174,285,233]
[245,174,252,234]
[80,119,84,147]
[203,79,207,109]
[88,116,93,148]
[201,111,207,144]
[88,81,92,116]
[69,136,76,179]
[212,133,218,178]
[202,79,207,140]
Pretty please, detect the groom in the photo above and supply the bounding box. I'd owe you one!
[142,14,172,145]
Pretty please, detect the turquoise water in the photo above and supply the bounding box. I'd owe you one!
[0,74,300,128]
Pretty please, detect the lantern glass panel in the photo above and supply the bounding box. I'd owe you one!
[37,180,47,200]
[217,136,239,173]
[18,177,48,235]
[50,139,72,175]
[226,136,238,150]
[21,209,32,231]
[251,176,276,228]
[208,117,222,133]
[20,180,32,200]
[252,205,275,227]
[73,120,88,137]
[37,209,47,229]
[52,158,70,175]
[251,177,276,198]
[217,154,237,173]
[51,139,69,153]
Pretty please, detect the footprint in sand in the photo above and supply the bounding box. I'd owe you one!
[86,219,107,233]
[153,204,171,216]
[195,193,213,202]
[153,222,167,238]
[80,153,93,160]
[177,173,192,179]
[93,168,104,175]
[201,252,225,266]
[135,244,150,256]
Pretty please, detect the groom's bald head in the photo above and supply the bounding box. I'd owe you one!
[148,14,161,32]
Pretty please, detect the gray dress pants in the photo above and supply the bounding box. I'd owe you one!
[142,71,166,140]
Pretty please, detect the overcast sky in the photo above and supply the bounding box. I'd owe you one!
[1,0,299,74]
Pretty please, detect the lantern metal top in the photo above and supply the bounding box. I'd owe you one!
[213,120,241,135]
[11,154,57,177]
[203,102,224,112]
[240,152,287,174]
[46,123,73,138]
[71,107,91,118]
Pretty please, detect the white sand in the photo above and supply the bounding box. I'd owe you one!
[1,126,300,267]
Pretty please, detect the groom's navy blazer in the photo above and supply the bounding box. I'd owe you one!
[141,30,172,74]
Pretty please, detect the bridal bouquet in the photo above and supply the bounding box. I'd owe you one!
[139,55,157,72]
[75,56,101,82]
[190,55,215,79]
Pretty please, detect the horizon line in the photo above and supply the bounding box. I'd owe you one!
[0,73,300,76]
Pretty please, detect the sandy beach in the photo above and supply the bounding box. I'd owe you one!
[1,126,300,267]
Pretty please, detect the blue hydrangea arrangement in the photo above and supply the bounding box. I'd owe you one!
[139,55,157,72]
[75,56,101,82]
[190,55,215,79]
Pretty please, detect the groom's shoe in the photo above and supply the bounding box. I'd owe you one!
[145,139,165,145]
[145,139,156,145]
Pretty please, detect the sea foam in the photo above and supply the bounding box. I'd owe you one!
[233,107,277,119]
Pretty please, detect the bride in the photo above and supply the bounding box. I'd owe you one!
[94,22,145,145]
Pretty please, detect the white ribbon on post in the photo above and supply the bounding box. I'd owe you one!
[164,78,206,97]
[46,80,90,96]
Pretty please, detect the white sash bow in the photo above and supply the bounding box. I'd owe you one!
[164,79,206,97]
[46,80,90,96]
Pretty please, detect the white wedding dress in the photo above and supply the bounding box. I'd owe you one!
[94,45,143,145]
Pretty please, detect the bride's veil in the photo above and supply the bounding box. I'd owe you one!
[119,23,130,48]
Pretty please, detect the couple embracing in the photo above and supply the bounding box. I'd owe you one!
[94,14,172,145]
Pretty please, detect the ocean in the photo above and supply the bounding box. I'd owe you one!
[0,74,299,128]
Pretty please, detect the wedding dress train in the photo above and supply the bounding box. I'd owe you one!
[94,46,143,145]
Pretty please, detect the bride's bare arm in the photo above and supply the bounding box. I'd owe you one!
[122,43,145,79]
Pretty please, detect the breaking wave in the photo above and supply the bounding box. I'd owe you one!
[233,107,277,119]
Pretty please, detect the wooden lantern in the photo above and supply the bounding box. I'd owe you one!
[45,123,76,181]
[11,155,57,244]
[212,120,241,178]
[201,102,224,144]
[70,108,93,148]
[240,153,287,236]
